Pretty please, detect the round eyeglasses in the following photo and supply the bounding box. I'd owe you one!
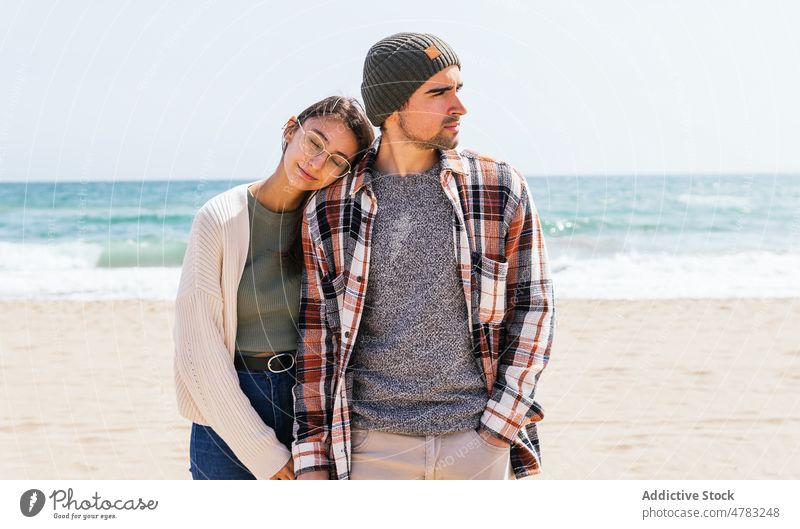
[296,121,352,178]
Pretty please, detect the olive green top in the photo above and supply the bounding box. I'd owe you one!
[235,189,302,356]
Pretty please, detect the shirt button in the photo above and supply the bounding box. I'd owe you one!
[356,276,362,282]
[344,331,350,338]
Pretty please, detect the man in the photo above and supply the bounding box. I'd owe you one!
[292,32,554,480]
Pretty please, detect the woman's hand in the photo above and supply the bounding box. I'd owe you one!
[296,470,330,480]
[270,457,295,480]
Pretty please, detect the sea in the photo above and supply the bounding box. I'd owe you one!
[1,175,798,299]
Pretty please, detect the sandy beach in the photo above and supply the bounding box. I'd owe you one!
[1,298,798,480]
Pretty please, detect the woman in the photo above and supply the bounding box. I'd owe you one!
[173,96,374,480]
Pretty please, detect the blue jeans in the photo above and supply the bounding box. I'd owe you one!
[189,366,295,480]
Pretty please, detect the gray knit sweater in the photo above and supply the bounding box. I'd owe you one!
[349,162,487,435]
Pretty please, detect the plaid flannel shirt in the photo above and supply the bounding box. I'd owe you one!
[292,138,555,479]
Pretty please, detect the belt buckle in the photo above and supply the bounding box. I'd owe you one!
[267,353,295,373]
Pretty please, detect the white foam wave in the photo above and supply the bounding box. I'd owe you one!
[1,245,798,299]
[0,267,181,300]
[552,251,800,299]
[0,240,186,270]
[0,241,100,270]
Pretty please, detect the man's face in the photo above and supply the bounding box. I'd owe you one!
[390,65,467,150]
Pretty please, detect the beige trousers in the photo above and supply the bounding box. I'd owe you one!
[349,428,512,480]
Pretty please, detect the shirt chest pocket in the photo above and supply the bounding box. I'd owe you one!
[474,253,509,326]
[320,273,347,333]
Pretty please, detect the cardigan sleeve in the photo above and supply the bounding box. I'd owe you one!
[173,204,291,479]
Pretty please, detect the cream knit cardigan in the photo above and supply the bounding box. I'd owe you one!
[173,182,291,479]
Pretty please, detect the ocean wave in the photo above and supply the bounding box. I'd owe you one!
[0,209,195,227]
[540,215,777,237]
[0,241,100,270]
[551,251,800,299]
[97,240,187,268]
[76,212,195,226]
[0,240,187,270]
[1,247,797,299]
[676,193,751,209]
[0,267,181,300]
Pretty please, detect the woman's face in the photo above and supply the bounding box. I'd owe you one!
[282,116,360,192]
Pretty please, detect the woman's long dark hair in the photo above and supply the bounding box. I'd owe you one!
[279,96,375,273]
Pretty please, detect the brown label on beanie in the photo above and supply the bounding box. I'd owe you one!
[424,46,441,60]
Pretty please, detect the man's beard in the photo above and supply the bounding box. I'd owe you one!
[398,112,458,151]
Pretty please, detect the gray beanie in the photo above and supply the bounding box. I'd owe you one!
[361,32,461,127]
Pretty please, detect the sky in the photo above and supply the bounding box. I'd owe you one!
[1,0,799,182]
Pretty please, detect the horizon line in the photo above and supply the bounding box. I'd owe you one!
[4,172,800,184]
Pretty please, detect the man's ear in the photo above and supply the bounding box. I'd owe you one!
[382,111,399,131]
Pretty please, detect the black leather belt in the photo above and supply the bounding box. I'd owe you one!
[234,352,295,373]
